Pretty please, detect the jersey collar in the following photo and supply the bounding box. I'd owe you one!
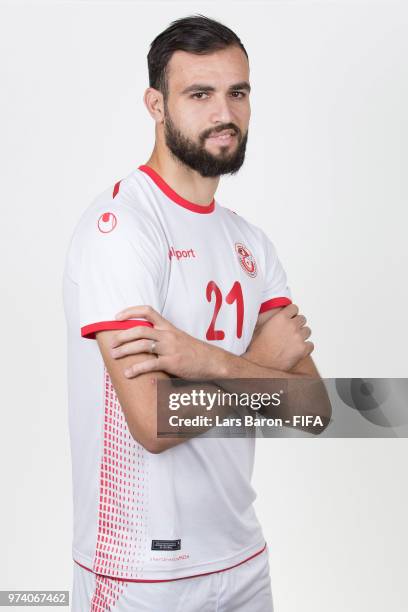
[138,165,215,214]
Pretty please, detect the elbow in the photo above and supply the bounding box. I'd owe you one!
[313,399,333,435]
[305,379,333,435]
[143,439,165,454]
[122,400,165,454]
[128,426,165,454]
[320,388,333,431]
[318,409,332,433]
[324,400,333,427]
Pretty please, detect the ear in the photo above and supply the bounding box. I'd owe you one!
[143,87,165,124]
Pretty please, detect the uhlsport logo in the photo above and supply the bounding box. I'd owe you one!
[235,242,257,277]
[98,212,117,233]
[168,246,196,260]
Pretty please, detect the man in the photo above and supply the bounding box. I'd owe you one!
[63,14,330,611]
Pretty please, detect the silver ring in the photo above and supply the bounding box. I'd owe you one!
[150,340,157,354]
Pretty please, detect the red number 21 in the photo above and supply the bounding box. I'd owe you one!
[206,280,244,340]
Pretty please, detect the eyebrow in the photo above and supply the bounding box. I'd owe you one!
[181,81,251,94]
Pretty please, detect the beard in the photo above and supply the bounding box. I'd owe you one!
[163,105,248,178]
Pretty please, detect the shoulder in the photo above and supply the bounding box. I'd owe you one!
[64,171,166,282]
[65,176,166,277]
[73,172,161,243]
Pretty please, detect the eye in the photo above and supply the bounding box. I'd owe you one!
[191,92,209,100]
[230,91,246,99]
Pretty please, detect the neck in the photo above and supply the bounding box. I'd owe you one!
[144,147,220,207]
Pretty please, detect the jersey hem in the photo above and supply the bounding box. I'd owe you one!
[72,539,267,582]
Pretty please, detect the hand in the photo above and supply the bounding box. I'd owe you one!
[244,303,314,371]
[110,305,226,379]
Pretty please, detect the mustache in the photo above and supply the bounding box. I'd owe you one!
[200,124,241,143]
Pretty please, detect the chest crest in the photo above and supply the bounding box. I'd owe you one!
[234,242,257,278]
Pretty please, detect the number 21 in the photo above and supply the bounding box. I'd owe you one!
[206,280,244,340]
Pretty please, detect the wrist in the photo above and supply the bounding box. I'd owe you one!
[216,349,244,378]
[241,348,281,370]
[206,346,235,378]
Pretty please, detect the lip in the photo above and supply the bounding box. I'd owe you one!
[207,130,237,145]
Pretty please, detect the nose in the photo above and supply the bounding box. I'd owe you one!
[208,94,235,125]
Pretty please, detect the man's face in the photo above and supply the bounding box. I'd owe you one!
[162,46,251,178]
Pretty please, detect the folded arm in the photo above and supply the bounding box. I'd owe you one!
[96,304,331,453]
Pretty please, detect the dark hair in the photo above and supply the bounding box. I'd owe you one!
[147,15,248,100]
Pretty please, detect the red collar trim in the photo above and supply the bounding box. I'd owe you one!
[138,165,215,214]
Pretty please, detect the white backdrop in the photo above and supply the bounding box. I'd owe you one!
[1,1,407,611]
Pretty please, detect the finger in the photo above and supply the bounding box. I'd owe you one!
[111,338,164,359]
[115,305,168,327]
[284,303,299,318]
[300,326,312,340]
[111,325,158,348]
[303,341,314,355]
[124,357,163,378]
[294,314,307,328]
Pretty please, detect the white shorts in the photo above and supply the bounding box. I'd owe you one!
[71,545,274,611]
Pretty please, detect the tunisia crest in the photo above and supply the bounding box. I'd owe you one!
[235,242,257,277]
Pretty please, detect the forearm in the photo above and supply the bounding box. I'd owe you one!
[211,348,332,434]
[154,348,331,452]
[151,376,242,453]
[111,305,331,448]
[152,352,311,452]
[219,349,311,379]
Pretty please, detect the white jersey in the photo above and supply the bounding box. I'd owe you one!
[63,164,292,581]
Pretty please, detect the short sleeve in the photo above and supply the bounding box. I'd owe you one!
[79,205,166,339]
[259,232,292,314]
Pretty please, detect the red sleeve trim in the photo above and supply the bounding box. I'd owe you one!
[259,296,292,314]
[81,319,153,339]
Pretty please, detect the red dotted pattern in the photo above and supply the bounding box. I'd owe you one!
[92,367,149,580]
[90,573,128,611]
